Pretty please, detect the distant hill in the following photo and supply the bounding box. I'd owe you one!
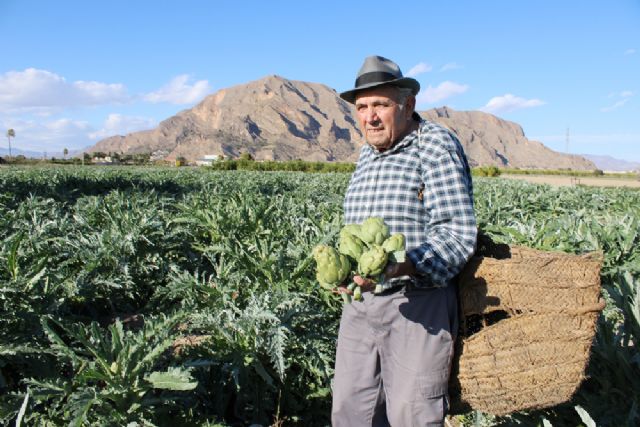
[0,147,46,158]
[0,147,82,160]
[579,154,640,172]
[88,75,596,170]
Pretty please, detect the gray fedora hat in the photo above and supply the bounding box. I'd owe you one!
[339,55,420,104]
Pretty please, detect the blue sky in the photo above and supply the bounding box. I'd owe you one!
[1,0,639,162]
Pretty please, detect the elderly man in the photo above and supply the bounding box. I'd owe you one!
[332,56,477,426]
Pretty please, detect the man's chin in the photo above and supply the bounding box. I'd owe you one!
[367,139,392,151]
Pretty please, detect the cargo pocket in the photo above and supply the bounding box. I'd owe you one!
[412,374,449,426]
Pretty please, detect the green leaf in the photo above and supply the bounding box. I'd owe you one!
[15,391,29,427]
[252,358,275,387]
[574,405,597,427]
[69,388,98,427]
[7,232,24,280]
[145,367,198,391]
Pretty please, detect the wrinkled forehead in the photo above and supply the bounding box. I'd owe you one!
[354,85,401,105]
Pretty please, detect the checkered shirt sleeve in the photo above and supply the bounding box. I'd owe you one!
[343,120,477,288]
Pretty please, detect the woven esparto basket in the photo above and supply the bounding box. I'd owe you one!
[449,238,605,416]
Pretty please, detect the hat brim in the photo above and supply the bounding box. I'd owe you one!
[339,77,420,104]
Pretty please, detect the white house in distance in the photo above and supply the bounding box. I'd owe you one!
[195,154,223,166]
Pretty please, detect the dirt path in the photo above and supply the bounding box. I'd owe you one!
[500,174,640,188]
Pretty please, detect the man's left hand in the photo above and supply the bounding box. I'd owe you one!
[383,259,417,279]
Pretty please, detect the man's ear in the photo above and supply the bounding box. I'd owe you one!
[405,96,416,120]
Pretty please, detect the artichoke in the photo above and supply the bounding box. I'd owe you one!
[357,217,390,246]
[312,219,406,303]
[340,223,362,239]
[358,245,388,277]
[339,232,365,262]
[313,245,351,290]
[382,233,405,253]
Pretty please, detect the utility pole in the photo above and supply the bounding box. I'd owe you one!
[6,129,15,158]
[565,127,570,154]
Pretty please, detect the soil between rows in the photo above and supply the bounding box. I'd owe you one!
[500,174,640,188]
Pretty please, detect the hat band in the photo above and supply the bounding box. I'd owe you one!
[355,71,399,88]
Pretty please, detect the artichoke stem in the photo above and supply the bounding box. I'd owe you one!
[341,292,352,304]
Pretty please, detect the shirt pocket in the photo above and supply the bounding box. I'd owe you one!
[378,158,421,198]
[385,168,427,224]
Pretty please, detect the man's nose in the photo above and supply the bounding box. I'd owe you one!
[365,107,379,123]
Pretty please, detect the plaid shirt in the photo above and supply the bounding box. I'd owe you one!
[344,118,477,289]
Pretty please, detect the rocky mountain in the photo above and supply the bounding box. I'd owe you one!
[92,75,362,162]
[89,75,596,170]
[420,107,595,170]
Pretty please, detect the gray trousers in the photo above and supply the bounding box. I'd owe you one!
[331,284,458,427]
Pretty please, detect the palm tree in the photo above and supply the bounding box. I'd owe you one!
[6,129,15,158]
[63,148,69,160]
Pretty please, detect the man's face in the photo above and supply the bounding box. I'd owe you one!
[354,85,414,151]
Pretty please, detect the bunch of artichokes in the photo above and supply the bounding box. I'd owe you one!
[312,217,406,303]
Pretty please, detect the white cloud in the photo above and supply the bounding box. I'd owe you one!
[0,68,130,113]
[601,91,633,112]
[417,81,469,104]
[601,98,630,112]
[144,75,211,104]
[439,62,462,72]
[0,69,211,114]
[0,117,92,152]
[481,93,545,114]
[88,114,157,140]
[624,48,636,55]
[1,113,157,152]
[607,90,633,99]
[406,62,432,77]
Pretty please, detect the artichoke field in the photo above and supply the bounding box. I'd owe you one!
[0,166,638,427]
